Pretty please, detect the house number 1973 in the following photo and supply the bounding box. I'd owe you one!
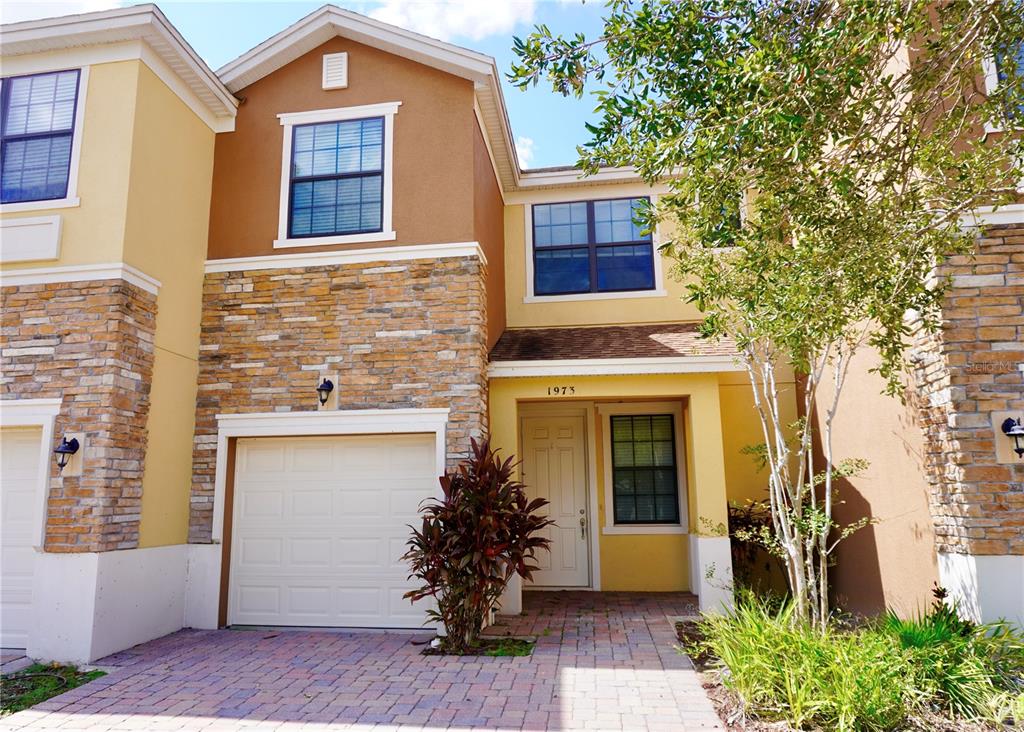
[547,386,576,396]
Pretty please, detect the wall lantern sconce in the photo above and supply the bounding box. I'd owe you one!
[53,436,80,472]
[1001,417,1024,458]
[316,378,335,406]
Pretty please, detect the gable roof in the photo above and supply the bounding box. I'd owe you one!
[217,4,524,191]
[0,4,237,132]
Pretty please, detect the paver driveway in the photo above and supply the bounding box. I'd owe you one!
[1,592,722,731]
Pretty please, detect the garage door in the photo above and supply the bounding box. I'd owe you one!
[228,433,438,628]
[1,428,40,649]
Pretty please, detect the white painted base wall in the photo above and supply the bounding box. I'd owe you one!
[29,545,189,663]
[938,552,1024,628]
[689,535,734,614]
[184,543,221,630]
[498,574,523,615]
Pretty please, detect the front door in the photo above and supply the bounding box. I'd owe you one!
[521,415,589,587]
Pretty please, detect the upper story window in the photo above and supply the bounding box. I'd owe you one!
[1,69,81,205]
[275,101,399,249]
[288,116,383,238]
[532,197,654,296]
[996,43,1024,84]
[985,42,1024,129]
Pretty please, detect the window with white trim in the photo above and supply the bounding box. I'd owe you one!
[531,196,654,296]
[275,102,399,249]
[610,414,680,524]
[1,70,81,204]
[995,43,1024,116]
[288,117,383,238]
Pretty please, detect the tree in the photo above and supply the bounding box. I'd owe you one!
[511,0,1024,629]
[403,439,552,651]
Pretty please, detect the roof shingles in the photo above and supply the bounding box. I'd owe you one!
[489,323,737,362]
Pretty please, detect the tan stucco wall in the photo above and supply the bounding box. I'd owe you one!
[206,37,476,259]
[473,120,505,348]
[124,63,216,548]
[0,60,140,270]
[502,201,705,329]
[812,347,939,616]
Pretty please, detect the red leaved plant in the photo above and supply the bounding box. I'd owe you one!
[402,438,553,652]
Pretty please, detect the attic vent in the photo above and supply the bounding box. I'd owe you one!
[322,52,348,90]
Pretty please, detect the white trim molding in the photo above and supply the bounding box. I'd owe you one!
[524,289,668,305]
[209,408,450,544]
[506,180,670,207]
[964,203,1024,227]
[487,355,742,379]
[205,241,487,274]
[983,55,1002,135]
[0,262,161,296]
[0,66,89,214]
[274,102,401,249]
[0,215,62,263]
[0,6,237,132]
[596,401,689,536]
[0,398,62,549]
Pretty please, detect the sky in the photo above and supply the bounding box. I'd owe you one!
[0,0,608,169]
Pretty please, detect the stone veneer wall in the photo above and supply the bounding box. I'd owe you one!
[0,279,157,552]
[910,222,1024,557]
[188,255,489,543]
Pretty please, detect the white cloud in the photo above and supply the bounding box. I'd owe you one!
[515,135,535,166]
[0,0,121,24]
[369,0,536,42]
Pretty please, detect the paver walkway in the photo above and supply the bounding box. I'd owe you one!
[1,592,721,731]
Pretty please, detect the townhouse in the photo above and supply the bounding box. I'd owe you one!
[0,3,1019,663]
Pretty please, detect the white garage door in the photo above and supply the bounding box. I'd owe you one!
[228,433,438,628]
[1,428,40,649]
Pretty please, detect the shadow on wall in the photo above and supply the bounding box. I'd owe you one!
[830,477,886,616]
[802,361,940,619]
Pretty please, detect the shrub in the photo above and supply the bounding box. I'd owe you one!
[693,592,919,731]
[727,499,786,594]
[883,587,1024,722]
[402,438,552,652]
[692,589,1024,731]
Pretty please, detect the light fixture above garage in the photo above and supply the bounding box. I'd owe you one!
[1002,417,1024,458]
[53,436,80,472]
[316,378,335,406]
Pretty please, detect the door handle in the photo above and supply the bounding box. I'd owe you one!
[580,516,586,539]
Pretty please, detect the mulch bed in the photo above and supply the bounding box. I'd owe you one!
[418,637,535,657]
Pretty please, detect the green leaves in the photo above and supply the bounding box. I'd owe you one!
[512,0,1024,631]
[511,0,1023,390]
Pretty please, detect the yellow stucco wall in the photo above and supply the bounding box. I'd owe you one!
[718,371,799,506]
[0,60,140,269]
[124,64,216,548]
[489,374,732,592]
[503,201,704,328]
[1,57,214,547]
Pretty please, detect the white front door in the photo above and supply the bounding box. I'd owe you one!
[1,428,40,649]
[228,433,438,628]
[521,415,589,587]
